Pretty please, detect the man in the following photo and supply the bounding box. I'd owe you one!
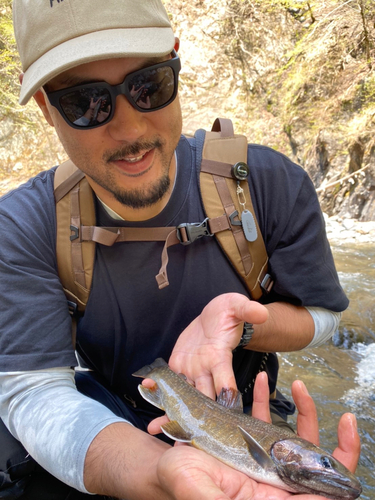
[0,0,360,499]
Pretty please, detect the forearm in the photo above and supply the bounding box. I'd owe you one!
[84,421,171,499]
[247,302,315,352]
[0,369,126,492]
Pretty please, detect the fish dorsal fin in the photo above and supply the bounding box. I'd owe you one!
[137,384,164,411]
[161,421,193,443]
[238,426,275,471]
[217,388,243,412]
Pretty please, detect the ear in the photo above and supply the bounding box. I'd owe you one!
[32,89,55,127]
[174,37,180,53]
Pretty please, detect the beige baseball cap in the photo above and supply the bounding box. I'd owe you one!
[13,0,175,105]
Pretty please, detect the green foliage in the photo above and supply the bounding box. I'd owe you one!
[361,75,375,107]
[0,0,20,116]
[0,0,65,188]
[0,0,42,127]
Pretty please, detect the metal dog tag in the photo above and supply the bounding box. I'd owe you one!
[241,210,257,242]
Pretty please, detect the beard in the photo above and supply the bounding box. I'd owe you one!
[87,137,173,209]
[110,172,171,209]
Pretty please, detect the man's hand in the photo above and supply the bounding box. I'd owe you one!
[169,293,269,399]
[169,293,315,401]
[158,445,334,500]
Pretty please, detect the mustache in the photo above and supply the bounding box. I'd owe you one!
[105,138,163,162]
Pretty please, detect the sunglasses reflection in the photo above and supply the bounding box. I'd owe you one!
[73,96,111,126]
[130,84,152,110]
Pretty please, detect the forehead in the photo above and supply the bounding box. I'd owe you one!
[46,55,165,90]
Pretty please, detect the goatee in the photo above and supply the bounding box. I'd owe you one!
[112,173,171,209]
[102,137,172,209]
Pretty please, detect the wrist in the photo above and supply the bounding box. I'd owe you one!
[84,422,169,498]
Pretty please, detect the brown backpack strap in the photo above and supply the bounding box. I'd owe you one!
[200,118,272,299]
[54,160,96,313]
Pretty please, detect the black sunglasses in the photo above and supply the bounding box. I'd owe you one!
[46,51,181,130]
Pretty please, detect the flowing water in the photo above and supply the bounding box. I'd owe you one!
[277,242,375,499]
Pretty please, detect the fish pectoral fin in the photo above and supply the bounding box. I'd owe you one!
[161,421,193,443]
[238,426,275,471]
[137,384,164,411]
[217,387,243,412]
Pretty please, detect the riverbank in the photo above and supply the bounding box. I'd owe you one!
[324,213,375,245]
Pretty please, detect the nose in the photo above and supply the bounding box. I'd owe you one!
[107,94,148,142]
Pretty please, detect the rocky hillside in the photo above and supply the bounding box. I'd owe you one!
[1,0,375,221]
[165,0,375,221]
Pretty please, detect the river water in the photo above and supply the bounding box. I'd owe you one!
[277,242,375,499]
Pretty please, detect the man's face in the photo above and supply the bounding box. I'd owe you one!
[40,54,182,215]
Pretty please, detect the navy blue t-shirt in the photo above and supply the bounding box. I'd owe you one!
[0,133,348,409]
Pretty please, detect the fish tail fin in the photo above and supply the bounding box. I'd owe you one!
[137,384,164,410]
[132,358,168,378]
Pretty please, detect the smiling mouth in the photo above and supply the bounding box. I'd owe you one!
[124,153,146,163]
[109,148,155,177]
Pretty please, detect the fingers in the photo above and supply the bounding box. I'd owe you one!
[209,356,238,399]
[169,294,270,403]
[292,380,319,446]
[147,415,169,435]
[292,383,361,473]
[251,372,272,423]
[142,377,156,388]
[170,352,237,400]
[332,413,361,472]
[194,373,217,401]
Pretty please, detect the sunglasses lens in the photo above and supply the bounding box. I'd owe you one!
[59,88,112,127]
[127,66,176,111]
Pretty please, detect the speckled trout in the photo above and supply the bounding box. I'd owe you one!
[133,358,362,500]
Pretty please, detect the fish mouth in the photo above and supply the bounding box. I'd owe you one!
[316,472,362,500]
[279,468,362,500]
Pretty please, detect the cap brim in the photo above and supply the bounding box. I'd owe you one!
[19,27,175,105]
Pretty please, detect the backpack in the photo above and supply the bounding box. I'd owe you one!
[54,118,273,327]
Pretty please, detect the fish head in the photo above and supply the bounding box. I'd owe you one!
[270,437,362,500]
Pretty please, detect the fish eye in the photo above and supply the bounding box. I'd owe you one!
[320,456,333,468]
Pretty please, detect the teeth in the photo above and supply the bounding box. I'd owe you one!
[124,153,145,163]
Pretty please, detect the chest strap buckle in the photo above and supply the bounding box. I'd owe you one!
[176,218,213,245]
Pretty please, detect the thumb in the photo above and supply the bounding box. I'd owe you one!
[232,294,269,325]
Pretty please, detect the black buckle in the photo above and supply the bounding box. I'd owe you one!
[260,273,274,294]
[70,225,79,241]
[67,300,78,317]
[229,210,242,227]
[177,218,213,245]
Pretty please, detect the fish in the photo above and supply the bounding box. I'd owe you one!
[133,358,362,500]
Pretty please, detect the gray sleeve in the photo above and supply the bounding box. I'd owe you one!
[0,368,130,493]
[305,307,342,348]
